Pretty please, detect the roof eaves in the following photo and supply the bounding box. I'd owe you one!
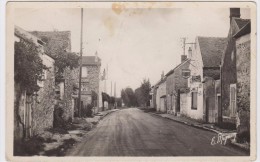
[233,21,251,38]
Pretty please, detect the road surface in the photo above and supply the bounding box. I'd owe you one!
[67,108,248,156]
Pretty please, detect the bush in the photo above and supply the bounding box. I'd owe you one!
[236,130,250,143]
[82,104,93,117]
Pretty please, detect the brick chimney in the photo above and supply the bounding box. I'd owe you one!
[181,55,187,63]
[230,8,241,23]
[188,47,192,59]
[95,51,98,62]
[161,71,164,80]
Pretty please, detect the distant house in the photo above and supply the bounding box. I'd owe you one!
[14,26,56,140]
[221,8,250,125]
[155,72,167,112]
[186,36,227,123]
[165,55,190,115]
[31,30,78,121]
[79,55,102,114]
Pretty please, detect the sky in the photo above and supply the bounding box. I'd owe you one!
[14,4,250,96]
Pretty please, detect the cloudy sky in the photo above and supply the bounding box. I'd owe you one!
[14,3,250,96]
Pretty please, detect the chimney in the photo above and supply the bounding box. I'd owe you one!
[181,55,187,63]
[230,8,241,23]
[95,51,98,62]
[161,71,164,80]
[188,47,192,59]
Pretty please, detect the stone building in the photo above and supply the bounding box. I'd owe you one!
[14,26,56,140]
[79,55,101,114]
[233,18,251,140]
[31,30,79,122]
[221,8,250,124]
[165,55,190,115]
[186,36,226,122]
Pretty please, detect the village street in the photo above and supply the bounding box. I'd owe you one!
[67,108,248,156]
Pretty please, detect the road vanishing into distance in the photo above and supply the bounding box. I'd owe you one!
[67,108,248,156]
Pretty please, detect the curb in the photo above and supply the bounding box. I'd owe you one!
[100,109,119,119]
[149,112,249,152]
[150,112,222,134]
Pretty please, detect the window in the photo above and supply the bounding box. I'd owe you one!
[81,82,89,91]
[37,69,47,88]
[230,84,236,117]
[82,67,88,78]
[191,92,197,110]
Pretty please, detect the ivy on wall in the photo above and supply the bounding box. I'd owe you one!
[15,40,48,94]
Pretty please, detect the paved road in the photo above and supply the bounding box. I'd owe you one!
[67,108,248,156]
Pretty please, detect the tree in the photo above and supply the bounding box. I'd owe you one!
[121,87,136,107]
[14,40,48,139]
[15,41,48,94]
[54,52,79,80]
[134,78,151,107]
[140,78,151,107]
[134,87,143,107]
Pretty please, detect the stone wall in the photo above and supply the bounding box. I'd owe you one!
[236,34,250,136]
[180,93,188,116]
[62,67,79,121]
[30,31,71,55]
[81,65,101,107]
[166,61,189,115]
[31,55,56,135]
[156,80,166,112]
[203,77,217,123]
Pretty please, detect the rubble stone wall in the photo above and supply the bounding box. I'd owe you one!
[236,34,250,135]
[31,56,56,135]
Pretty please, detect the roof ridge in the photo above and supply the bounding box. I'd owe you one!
[197,36,226,39]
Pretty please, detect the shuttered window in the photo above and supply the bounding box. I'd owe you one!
[191,92,197,110]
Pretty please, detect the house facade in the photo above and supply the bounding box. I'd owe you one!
[14,26,56,140]
[186,36,226,122]
[80,55,101,114]
[165,56,189,115]
[31,30,78,122]
[221,8,250,124]
[155,74,167,112]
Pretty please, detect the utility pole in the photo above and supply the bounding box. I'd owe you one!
[78,8,83,117]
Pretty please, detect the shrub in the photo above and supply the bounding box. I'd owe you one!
[82,104,93,117]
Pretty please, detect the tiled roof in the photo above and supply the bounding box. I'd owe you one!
[82,56,101,66]
[165,59,190,77]
[198,37,227,68]
[234,18,250,29]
